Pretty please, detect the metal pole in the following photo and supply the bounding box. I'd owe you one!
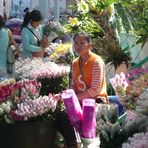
[39,0,49,21]
[0,0,4,16]
[5,0,11,18]
[54,0,59,22]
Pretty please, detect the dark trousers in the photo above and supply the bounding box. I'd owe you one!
[55,111,79,147]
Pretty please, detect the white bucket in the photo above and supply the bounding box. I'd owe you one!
[81,137,100,148]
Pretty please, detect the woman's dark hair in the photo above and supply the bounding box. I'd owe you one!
[29,10,43,22]
[24,7,29,13]
[73,32,91,43]
[21,10,43,30]
[21,11,30,30]
[0,15,5,29]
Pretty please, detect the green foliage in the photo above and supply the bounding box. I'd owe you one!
[85,0,119,13]
[120,0,148,44]
[113,2,133,33]
[64,14,101,37]
[39,75,69,95]
[65,0,147,69]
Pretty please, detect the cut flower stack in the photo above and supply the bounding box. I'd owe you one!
[61,89,100,148]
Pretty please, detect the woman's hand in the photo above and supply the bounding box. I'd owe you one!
[53,94,62,103]
[40,36,49,48]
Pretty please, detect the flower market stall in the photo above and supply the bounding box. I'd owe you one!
[0,18,74,148]
[0,78,58,148]
[109,67,148,148]
[0,56,71,148]
[1,0,148,147]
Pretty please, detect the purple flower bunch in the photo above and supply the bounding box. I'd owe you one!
[122,132,148,148]
[126,67,148,81]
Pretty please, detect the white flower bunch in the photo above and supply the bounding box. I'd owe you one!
[0,100,13,115]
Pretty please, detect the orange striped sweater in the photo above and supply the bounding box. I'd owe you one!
[71,52,108,103]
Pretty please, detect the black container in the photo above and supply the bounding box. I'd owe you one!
[0,120,56,148]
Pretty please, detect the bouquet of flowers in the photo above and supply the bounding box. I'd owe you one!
[15,58,70,80]
[0,78,59,123]
[43,21,66,39]
[16,58,70,96]
[48,43,75,64]
[109,72,128,97]
[110,67,148,109]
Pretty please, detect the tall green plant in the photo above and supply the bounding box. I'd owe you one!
[120,0,148,45]
[65,0,148,69]
[77,0,132,69]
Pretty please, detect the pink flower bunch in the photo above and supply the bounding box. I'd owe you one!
[13,95,57,121]
[122,132,148,148]
[110,68,148,109]
[16,58,70,79]
[32,64,70,79]
[15,79,41,94]
[0,79,16,103]
[110,72,128,97]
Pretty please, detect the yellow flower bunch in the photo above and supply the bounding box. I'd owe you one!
[50,43,73,60]
[69,17,80,26]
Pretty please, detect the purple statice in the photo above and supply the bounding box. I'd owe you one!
[122,132,148,148]
[126,67,148,81]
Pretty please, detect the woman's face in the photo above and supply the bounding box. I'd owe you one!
[30,20,41,28]
[73,35,91,56]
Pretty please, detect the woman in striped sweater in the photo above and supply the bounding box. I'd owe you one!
[71,32,108,103]
[55,32,108,148]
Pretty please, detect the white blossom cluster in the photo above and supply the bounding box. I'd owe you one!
[0,100,13,115]
[15,96,57,120]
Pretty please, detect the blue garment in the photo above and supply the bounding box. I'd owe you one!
[21,24,44,58]
[0,28,9,75]
[108,95,125,116]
